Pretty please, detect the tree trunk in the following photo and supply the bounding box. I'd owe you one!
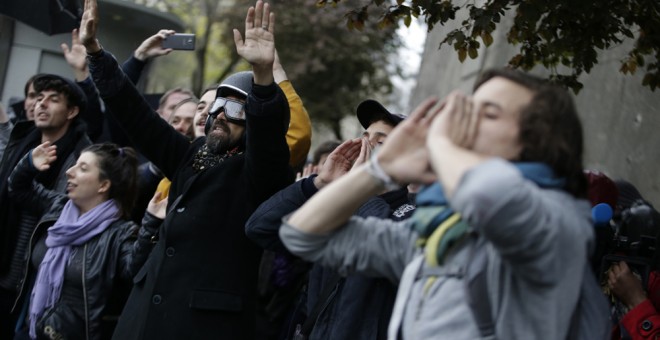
[191,19,213,95]
[214,53,242,84]
[330,119,343,141]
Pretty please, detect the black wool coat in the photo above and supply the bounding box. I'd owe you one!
[89,50,292,340]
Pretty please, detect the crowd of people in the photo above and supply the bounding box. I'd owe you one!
[0,0,659,339]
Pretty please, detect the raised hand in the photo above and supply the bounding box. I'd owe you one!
[608,261,647,310]
[295,163,317,181]
[351,137,372,172]
[80,0,101,53]
[233,0,275,85]
[314,138,361,190]
[375,97,441,185]
[61,29,89,81]
[31,141,58,171]
[134,29,176,61]
[147,191,168,220]
[427,91,479,149]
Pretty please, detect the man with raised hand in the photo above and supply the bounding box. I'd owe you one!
[79,0,292,338]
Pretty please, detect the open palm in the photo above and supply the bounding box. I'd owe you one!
[233,0,275,67]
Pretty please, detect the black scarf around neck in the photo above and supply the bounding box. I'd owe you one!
[192,144,243,173]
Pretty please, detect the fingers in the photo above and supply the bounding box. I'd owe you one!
[157,29,175,38]
[71,28,80,45]
[151,191,163,203]
[449,94,466,145]
[254,1,269,30]
[36,141,52,150]
[619,261,630,273]
[408,96,439,123]
[84,18,95,38]
[332,138,360,156]
[268,12,275,34]
[420,97,447,127]
[246,5,256,31]
[245,1,274,32]
[464,98,479,148]
[358,137,368,159]
[343,139,363,161]
[233,29,244,49]
[60,43,70,55]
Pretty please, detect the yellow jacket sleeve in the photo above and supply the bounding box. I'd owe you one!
[278,80,312,167]
[155,177,171,201]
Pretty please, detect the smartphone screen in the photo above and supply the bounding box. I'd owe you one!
[162,34,196,50]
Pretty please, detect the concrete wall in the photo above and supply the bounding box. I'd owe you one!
[411,14,660,205]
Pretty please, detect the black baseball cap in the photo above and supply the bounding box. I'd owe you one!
[356,99,406,129]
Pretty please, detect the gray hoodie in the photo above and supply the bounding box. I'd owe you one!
[280,159,594,339]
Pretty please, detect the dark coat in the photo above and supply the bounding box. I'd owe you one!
[8,152,156,339]
[0,119,91,282]
[245,176,415,340]
[88,50,292,340]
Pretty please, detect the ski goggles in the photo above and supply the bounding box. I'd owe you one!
[209,97,246,122]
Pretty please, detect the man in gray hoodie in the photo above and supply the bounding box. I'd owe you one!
[279,69,608,339]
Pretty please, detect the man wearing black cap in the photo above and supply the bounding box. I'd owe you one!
[80,0,291,338]
[246,98,415,340]
[0,74,91,338]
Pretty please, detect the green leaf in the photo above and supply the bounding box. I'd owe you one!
[458,48,467,62]
[404,14,412,27]
[346,18,354,31]
[642,73,652,86]
[509,54,523,67]
[481,32,493,46]
[468,47,479,59]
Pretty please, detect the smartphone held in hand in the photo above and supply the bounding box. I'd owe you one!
[162,33,196,50]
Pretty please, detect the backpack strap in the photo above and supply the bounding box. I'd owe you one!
[465,236,495,337]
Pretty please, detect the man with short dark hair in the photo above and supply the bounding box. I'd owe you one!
[0,74,92,338]
[80,0,292,338]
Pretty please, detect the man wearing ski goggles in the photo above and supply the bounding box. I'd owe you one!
[208,96,246,124]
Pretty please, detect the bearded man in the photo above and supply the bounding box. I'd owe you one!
[80,0,292,338]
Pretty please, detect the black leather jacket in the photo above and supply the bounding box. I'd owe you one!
[8,153,158,339]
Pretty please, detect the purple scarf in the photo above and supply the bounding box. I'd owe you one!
[29,199,120,339]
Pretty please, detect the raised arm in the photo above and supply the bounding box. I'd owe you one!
[286,97,439,234]
[7,142,66,215]
[273,49,312,167]
[246,138,361,251]
[62,29,104,141]
[122,29,175,84]
[118,191,165,279]
[79,0,189,177]
[234,1,293,207]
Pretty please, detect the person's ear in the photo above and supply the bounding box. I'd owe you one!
[98,179,111,194]
[67,106,80,120]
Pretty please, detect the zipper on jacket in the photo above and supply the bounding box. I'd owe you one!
[312,283,341,335]
[11,217,58,312]
[82,243,90,340]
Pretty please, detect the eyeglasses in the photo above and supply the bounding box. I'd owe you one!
[209,97,246,122]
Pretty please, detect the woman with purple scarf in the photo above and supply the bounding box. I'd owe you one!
[7,142,161,339]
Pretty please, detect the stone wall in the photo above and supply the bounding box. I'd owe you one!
[410,15,660,205]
